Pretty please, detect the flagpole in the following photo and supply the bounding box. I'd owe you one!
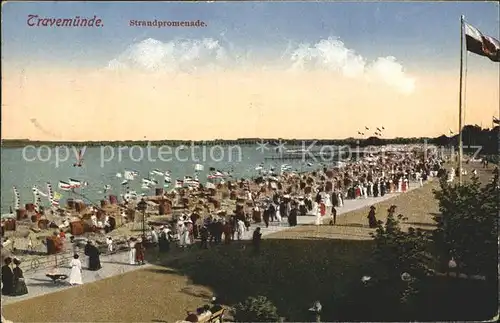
[458,15,465,184]
[498,114,500,170]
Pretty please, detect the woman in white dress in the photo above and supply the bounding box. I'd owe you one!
[337,191,344,207]
[69,254,83,285]
[311,201,318,216]
[177,220,186,247]
[128,238,136,265]
[183,221,191,246]
[324,193,332,217]
[314,203,322,226]
[236,219,246,240]
[275,206,282,223]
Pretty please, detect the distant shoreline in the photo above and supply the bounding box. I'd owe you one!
[1,137,436,148]
[2,124,496,148]
[1,125,497,150]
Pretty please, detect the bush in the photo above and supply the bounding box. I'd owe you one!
[371,208,433,280]
[233,295,280,322]
[366,207,433,310]
[433,172,499,280]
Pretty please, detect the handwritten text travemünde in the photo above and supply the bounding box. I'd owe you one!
[27,15,104,27]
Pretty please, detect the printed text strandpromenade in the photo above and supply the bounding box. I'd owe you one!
[129,19,207,28]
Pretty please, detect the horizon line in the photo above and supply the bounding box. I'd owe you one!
[0,133,481,144]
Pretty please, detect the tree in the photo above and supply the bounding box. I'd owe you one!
[367,207,434,309]
[433,172,499,280]
[371,209,433,281]
[233,295,280,322]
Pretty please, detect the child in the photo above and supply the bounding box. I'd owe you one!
[106,237,113,253]
[329,207,337,225]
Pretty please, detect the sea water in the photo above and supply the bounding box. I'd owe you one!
[0,144,342,214]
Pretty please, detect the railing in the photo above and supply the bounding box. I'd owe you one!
[21,251,74,273]
[18,239,144,273]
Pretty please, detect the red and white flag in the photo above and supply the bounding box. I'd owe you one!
[58,181,72,191]
[207,171,225,179]
[465,22,500,62]
[69,178,82,188]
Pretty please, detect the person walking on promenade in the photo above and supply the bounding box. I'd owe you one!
[289,203,298,226]
[199,225,209,249]
[69,254,83,286]
[128,237,136,265]
[368,206,378,228]
[236,219,246,240]
[84,241,102,271]
[329,207,337,225]
[1,257,14,296]
[106,236,114,254]
[263,208,270,228]
[252,227,262,254]
[223,221,232,245]
[135,238,145,265]
[12,258,28,296]
[158,227,171,253]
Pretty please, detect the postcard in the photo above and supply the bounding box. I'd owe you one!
[1,1,499,322]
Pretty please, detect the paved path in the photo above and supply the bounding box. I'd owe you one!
[2,180,428,306]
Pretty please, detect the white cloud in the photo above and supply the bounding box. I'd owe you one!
[288,37,416,94]
[107,38,228,73]
[107,36,415,94]
[366,56,416,95]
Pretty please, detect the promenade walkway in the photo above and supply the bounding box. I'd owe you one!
[2,180,427,306]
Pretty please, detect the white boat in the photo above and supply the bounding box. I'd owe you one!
[281,164,292,171]
[123,170,136,181]
[151,169,164,176]
[142,178,158,185]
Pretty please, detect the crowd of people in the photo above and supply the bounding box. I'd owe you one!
[136,148,446,252]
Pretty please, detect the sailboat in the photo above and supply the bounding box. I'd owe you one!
[2,187,21,218]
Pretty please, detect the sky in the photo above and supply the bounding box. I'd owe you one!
[2,1,499,140]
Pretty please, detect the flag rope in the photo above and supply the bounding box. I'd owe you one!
[463,49,469,128]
